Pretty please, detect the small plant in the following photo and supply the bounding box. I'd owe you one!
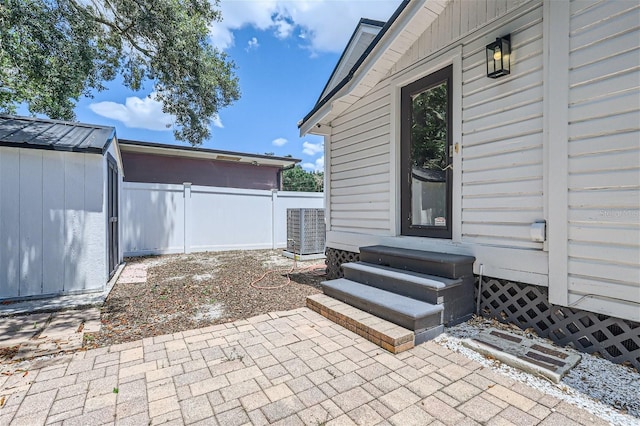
[113,387,119,394]
[224,348,244,362]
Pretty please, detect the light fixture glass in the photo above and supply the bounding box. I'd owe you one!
[486,35,511,78]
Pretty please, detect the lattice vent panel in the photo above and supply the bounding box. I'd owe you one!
[325,248,359,279]
[477,277,640,370]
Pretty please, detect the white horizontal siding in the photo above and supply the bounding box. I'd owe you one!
[0,147,107,299]
[566,0,640,319]
[393,0,531,74]
[329,81,391,234]
[460,3,545,249]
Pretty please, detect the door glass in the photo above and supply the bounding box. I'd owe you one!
[410,82,448,227]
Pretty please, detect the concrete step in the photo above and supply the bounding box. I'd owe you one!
[321,278,444,331]
[343,262,462,303]
[359,245,475,279]
[342,262,475,326]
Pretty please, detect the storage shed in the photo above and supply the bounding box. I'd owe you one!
[0,115,123,300]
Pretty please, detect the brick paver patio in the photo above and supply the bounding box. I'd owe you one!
[0,308,610,425]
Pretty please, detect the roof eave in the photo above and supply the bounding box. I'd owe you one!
[118,140,301,169]
[299,0,449,135]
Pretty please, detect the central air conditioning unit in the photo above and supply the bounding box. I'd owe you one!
[286,208,326,255]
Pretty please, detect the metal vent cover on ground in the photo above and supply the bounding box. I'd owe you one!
[286,208,326,255]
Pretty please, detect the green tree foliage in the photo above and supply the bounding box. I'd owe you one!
[0,0,239,145]
[411,82,447,170]
[283,165,323,192]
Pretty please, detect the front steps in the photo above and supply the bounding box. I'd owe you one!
[308,245,475,352]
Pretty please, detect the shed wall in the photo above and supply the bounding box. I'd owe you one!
[0,147,107,299]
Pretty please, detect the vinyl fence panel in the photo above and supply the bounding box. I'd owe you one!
[122,182,324,256]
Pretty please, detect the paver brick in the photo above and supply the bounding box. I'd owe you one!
[264,382,294,402]
[49,393,86,415]
[286,375,314,393]
[226,365,262,384]
[487,384,536,412]
[332,386,374,413]
[421,395,467,425]
[189,375,229,396]
[441,380,482,403]
[299,404,332,426]
[116,396,148,418]
[260,395,305,423]
[147,377,176,402]
[496,406,540,426]
[87,375,118,398]
[148,395,181,418]
[180,394,214,424]
[539,412,581,426]
[220,378,261,401]
[388,404,435,426]
[120,347,143,363]
[370,374,402,394]
[83,392,117,413]
[379,387,421,413]
[14,389,57,418]
[458,395,504,423]
[240,390,271,411]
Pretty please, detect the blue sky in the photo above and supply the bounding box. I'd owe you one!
[67,1,400,172]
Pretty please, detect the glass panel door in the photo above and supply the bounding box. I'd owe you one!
[401,66,452,238]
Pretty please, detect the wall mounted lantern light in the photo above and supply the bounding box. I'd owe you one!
[486,34,511,78]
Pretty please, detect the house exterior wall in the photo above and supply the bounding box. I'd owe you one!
[323,0,639,320]
[0,147,107,299]
[562,0,640,319]
[121,151,282,190]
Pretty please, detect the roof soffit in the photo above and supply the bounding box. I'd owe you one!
[301,0,450,135]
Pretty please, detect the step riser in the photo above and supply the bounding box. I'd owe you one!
[322,285,443,331]
[344,265,439,304]
[343,264,475,326]
[359,246,474,279]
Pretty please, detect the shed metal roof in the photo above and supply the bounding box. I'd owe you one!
[0,115,116,154]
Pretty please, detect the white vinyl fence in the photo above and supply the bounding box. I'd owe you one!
[121,182,324,256]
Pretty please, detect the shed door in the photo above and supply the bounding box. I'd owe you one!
[401,65,453,238]
[107,155,119,277]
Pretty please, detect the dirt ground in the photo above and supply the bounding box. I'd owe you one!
[84,250,325,349]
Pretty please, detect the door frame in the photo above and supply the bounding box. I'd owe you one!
[400,64,453,239]
[107,154,119,278]
[389,48,462,242]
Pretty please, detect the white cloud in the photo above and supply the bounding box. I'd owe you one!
[246,37,259,51]
[89,93,174,131]
[302,155,324,172]
[212,114,224,128]
[209,1,398,53]
[273,15,294,39]
[272,137,288,147]
[302,141,323,155]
